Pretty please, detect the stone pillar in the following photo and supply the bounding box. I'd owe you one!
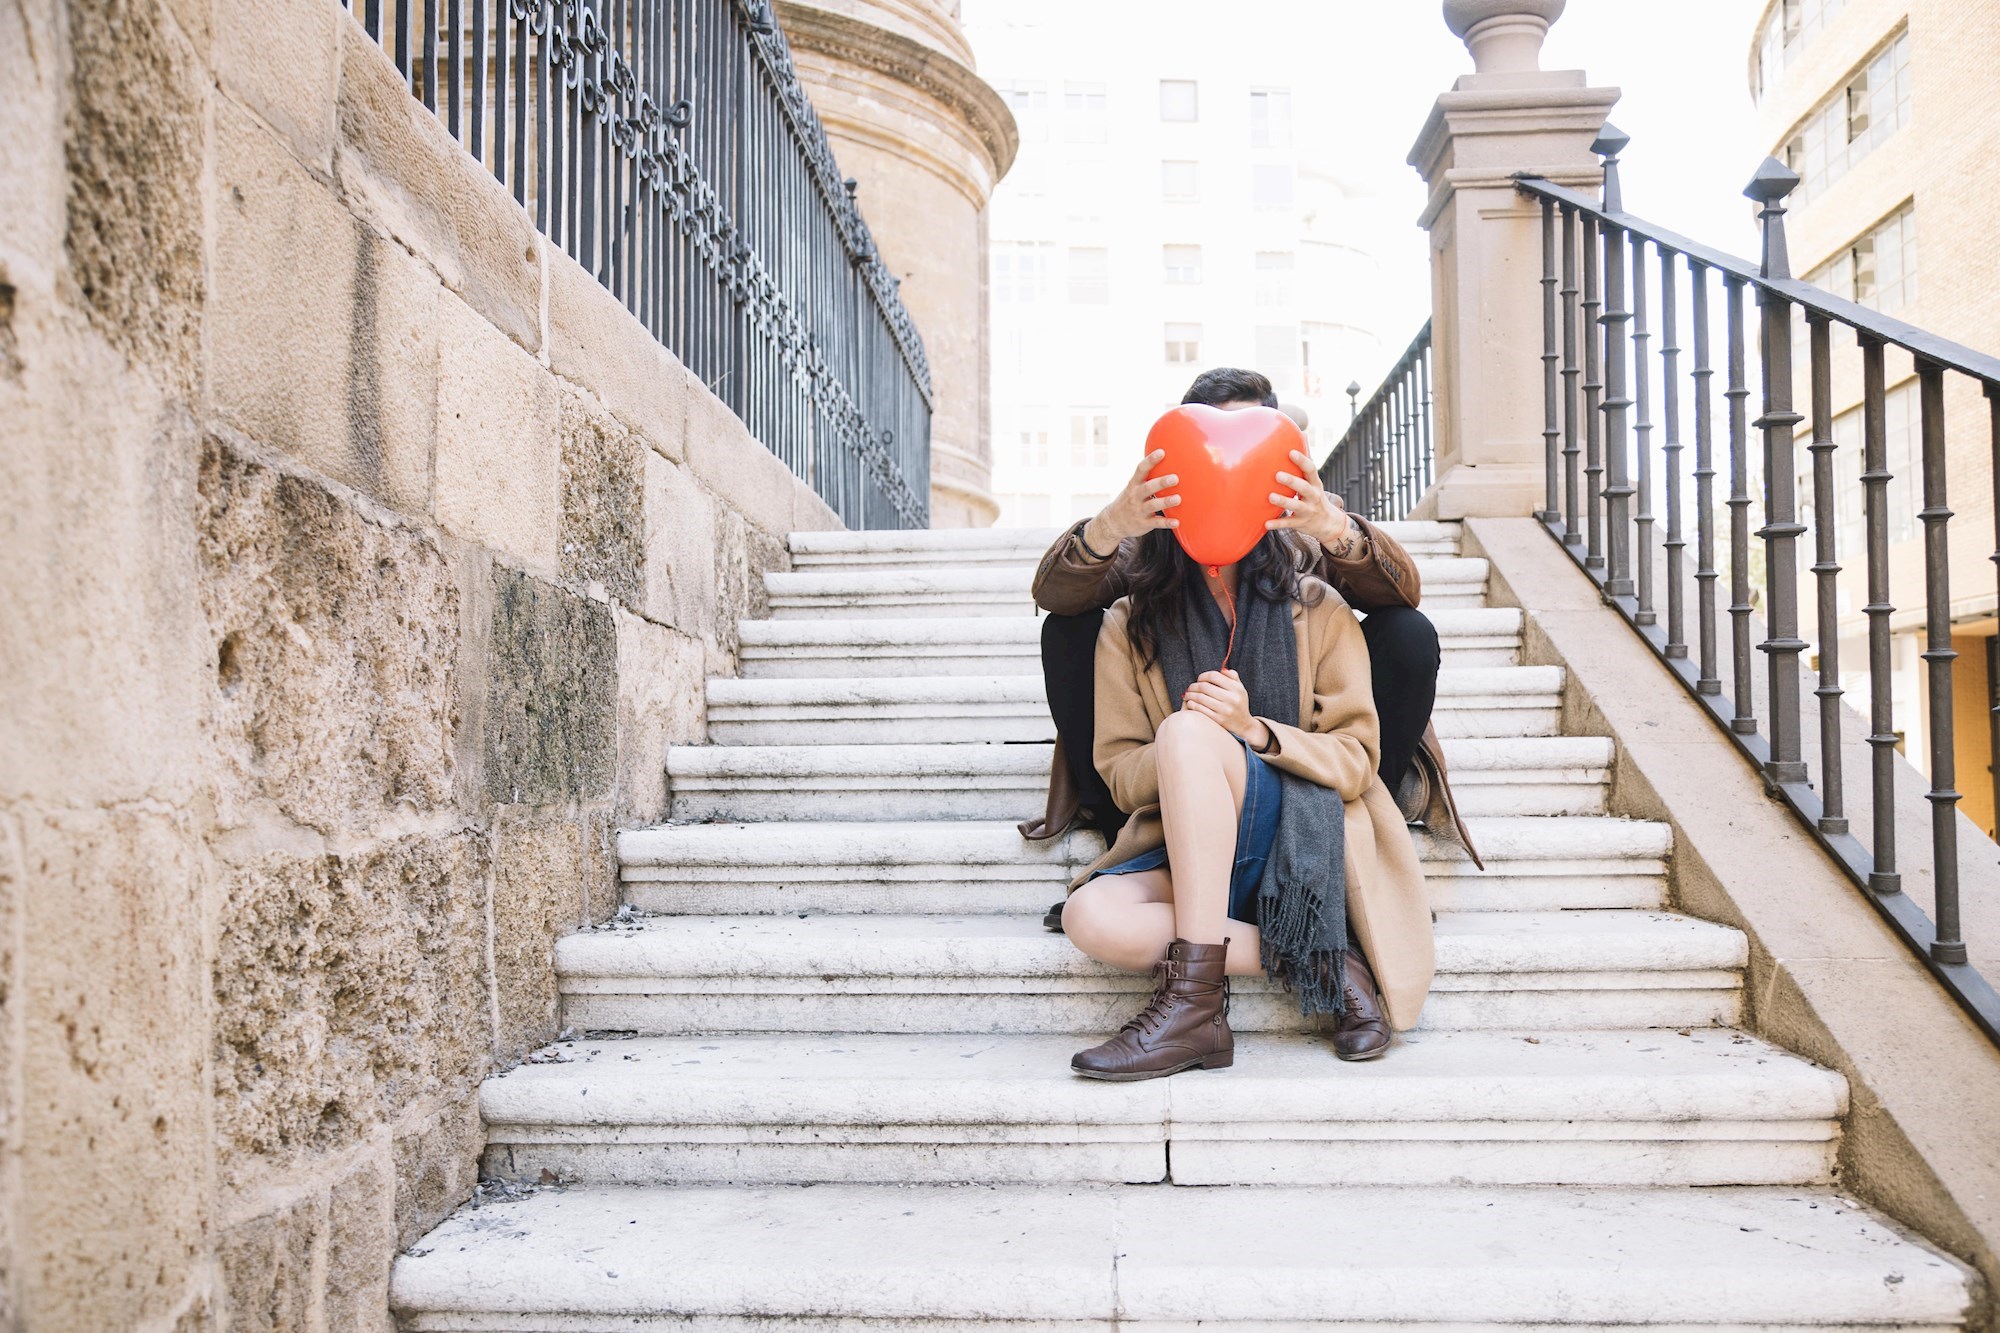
[777,1,1018,528]
[1406,0,1618,519]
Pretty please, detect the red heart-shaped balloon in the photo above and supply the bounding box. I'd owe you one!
[1145,404,1306,567]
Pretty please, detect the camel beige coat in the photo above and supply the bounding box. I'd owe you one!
[1071,578,1435,1031]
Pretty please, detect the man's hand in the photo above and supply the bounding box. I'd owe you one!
[1267,449,1353,551]
[1181,669,1273,750]
[1082,449,1181,554]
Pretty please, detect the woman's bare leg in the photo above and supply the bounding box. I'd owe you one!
[1062,871,1267,977]
[1153,710,1248,948]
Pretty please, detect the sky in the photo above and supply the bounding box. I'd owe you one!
[1025,0,1773,368]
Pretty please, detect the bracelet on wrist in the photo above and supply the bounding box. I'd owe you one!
[1077,526,1115,562]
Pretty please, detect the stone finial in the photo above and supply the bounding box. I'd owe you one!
[1592,122,1630,212]
[1443,0,1567,74]
[1744,155,1802,280]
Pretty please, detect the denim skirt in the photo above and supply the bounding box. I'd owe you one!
[1087,739,1284,925]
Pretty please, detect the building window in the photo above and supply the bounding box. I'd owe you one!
[1013,410,1053,469]
[1066,247,1109,305]
[1163,244,1202,284]
[1161,160,1199,202]
[1250,89,1292,148]
[993,243,1053,303]
[1252,164,1295,210]
[1062,81,1108,144]
[1812,203,1916,313]
[1069,410,1110,468]
[1255,251,1295,307]
[1781,30,1910,202]
[1753,0,1851,102]
[1159,79,1198,122]
[996,80,1047,142]
[1165,322,1202,364]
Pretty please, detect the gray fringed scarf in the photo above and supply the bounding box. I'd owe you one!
[1158,575,1349,1016]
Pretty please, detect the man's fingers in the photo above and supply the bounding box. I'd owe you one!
[1276,471,1320,494]
[1143,473,1180,496]
[1145,492,1183,511]
[1132,449,1166,482]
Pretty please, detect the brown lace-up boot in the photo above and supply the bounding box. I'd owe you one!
[1071,938,1233,1081]
[1330,947,1392,1061]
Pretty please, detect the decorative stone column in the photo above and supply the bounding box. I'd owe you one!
[777,1,1018,528]
[1406,0,1618,519]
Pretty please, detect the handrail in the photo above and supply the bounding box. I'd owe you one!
[1318,320,1434,520]
[1516,177,2000,389]
[1518,128,2000,1044]
[340,0,932,528]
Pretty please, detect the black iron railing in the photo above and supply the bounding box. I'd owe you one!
[340,0,932,528]
[1518,127,2000,1044]
[1319,321,1434,520]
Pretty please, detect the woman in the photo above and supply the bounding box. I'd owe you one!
[1061,527,1433,1079]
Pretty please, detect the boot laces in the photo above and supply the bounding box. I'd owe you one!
[1120,961,1180,1036]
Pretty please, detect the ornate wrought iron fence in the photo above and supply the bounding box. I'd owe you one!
[1517,129,2000,1043]
[1318,321,1434,520]
[339,0,932,528]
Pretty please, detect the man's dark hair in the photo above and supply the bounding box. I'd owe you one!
[1181,367,1278,409]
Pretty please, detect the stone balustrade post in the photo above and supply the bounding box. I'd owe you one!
[1407,0,1618,519]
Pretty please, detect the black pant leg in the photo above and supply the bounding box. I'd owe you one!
[1040,610,1121,822]
[1359,605,1441,789]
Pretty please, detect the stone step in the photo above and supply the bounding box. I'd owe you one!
[476,1028,1845,1189]
[735,605,1525,678]
[784,521,1465,572]
[702,665,1563,745]
[556,909,1745,1035]
[763,557,1492,619]
[391,1182,1972,1331]
[617,816,1671,916]
[663,735,1613,823]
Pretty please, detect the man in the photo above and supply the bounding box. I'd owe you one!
[1024,367,1480,929]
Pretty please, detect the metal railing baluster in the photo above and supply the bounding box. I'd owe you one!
[1632,229,1655,625]
[1692,261,1721,694]
[1860,334,1900,894]
[1583,214,1605,570]
[1725,275,1755,734]
[1806,311,1845,831]
[1561,206,1582,545]
[1750,159,1806,783]
[1917,364,1966,965]
[1540,199,1560,523]
[1661,245,1686,657]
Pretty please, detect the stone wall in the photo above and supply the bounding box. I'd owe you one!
[0,0,838,1327]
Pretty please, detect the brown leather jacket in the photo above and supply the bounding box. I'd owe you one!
[1025,518,1482,869]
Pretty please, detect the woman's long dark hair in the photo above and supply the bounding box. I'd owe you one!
[1124,529,1325,670]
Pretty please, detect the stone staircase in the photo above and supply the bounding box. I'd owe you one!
[391,523,1974,1331]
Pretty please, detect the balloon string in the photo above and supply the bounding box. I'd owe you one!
[1210,564,1237,673]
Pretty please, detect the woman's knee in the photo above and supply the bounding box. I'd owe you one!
[1156,708,1235,761]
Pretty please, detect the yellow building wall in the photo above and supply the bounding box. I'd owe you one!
[1950,631,1996,839]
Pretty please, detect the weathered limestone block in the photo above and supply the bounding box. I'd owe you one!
[559,389,645,608]
[2,0,67,274]
[435,295,562,574]
[214,0,338,169]
[484,568,616,806]
[683,381,798,538]
[391,1097,482,1248]
[546,249,689,459]
[0,309,207,808]
[0,813,16,1331]
[710,507,791,671]
[209,99,439,514]
[325,1153,397,1333]
[614,608,706,825]
[582,807,619,925]
[642,450,719,640]
[197,439,459,836]
[18,806,212,1332]
[211,833,489,1181]
[218,1190,325,1333]
[334,19,542,351]
[64,0,206,394]
[492,815,586,1057]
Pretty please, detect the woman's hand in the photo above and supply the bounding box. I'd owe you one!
[1181,669,1274,750]
[1266,448,1353,552]
[1082,449,1181,554]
